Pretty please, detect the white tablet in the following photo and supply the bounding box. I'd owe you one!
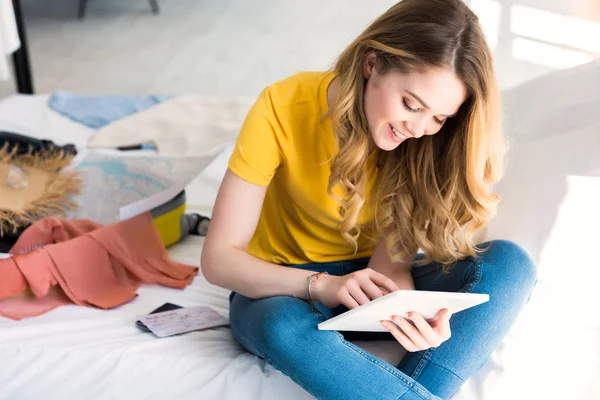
[317,290,489,332]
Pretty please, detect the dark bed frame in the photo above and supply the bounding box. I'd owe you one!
[12,0,33,94]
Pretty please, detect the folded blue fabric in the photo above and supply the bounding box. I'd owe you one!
[48,91,174,129]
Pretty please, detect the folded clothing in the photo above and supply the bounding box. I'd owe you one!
[0,212,198,320]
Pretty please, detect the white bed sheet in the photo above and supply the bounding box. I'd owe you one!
[0,94,95,149]
[0,62,598,400]
[0,95,315,400]
[0,235,316,400]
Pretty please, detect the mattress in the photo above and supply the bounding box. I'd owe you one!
[0,59,598,400]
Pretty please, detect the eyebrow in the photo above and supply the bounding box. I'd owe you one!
[405,90,457,118]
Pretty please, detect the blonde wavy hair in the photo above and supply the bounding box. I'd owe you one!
[327,0,505,267]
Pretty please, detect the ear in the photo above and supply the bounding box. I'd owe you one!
[363,53,377,80]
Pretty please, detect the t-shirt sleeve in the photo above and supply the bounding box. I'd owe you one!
[228,87,286,186]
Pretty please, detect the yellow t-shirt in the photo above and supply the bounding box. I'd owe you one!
[228,71,379,265]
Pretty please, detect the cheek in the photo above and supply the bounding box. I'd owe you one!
[365,88,403,125]
[363,85,381,127]
[380,94,402,121]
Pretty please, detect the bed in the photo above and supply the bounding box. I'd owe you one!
[0,60,598,400]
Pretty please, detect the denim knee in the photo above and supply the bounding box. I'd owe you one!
[478,239,537,297]
[242,297,315,356]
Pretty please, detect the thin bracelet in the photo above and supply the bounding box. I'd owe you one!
[292,272,329,303]
[306,272,329,303]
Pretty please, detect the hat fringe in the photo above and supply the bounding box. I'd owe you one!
[0,144,81,235]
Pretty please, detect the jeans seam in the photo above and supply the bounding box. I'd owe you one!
[410,349,433,381]
[311,304,408,384]
[462,256,483,294]
[399,387,439,400]
[234,302,437,400]
[333,333,436,400]
[409,256,483,383]
[310,304,437,399]
[233,330,264,358]
[309,302,325,320]
[425,358,467,384]
[232,310,323,398]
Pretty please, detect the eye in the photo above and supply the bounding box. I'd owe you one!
[402,98,419,113]
[403,97,448,126]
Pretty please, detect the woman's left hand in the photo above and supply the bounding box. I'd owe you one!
[381,308,452,352]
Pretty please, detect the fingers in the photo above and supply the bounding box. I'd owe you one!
[379,287,391,296]
[343,271,387,307]
[338,269,403,311]
[381,320,419,352]
[339,289,360,309]
[359,279,385,301]
[391,315,430,349]
[385,309,453,352]
[430,309,452,341]
[366,269,399,293]
[346,280,371,306]
[405,312,443,348]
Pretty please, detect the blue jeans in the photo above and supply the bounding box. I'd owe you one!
[229,240,537,400]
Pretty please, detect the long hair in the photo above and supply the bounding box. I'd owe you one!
[327,0,505,267]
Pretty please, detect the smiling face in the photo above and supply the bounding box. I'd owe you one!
[363,54,468,151]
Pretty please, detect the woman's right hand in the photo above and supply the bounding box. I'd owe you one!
[311,268,399,309]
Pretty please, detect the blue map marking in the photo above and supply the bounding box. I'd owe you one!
[77,159,168,197]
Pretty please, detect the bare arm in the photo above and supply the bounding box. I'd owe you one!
[369,238,453,353]
[201,169,318,299]
[367,236,416,291]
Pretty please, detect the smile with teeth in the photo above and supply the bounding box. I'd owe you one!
[390,124,407,140]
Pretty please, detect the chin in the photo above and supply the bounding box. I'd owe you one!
[374,136,401,152]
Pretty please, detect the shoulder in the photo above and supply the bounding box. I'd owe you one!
[265,71,331,109]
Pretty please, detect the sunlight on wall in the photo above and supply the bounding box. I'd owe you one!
[469,1,599,69]
[510,5,599,69]
[512,37,595,69]
[470,0,501,50]
[511,5,600,54]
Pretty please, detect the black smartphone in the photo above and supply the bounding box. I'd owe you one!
[136,302,183,332]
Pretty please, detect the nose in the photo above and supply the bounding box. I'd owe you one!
[405,116,427,138]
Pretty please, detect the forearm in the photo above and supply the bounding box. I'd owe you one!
[367,236,417,291]
[391,270,416,291]
[201,246,315,299]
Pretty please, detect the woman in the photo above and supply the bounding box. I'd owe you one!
[201,0,537,398]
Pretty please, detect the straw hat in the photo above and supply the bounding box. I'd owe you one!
[0,143,81,238]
